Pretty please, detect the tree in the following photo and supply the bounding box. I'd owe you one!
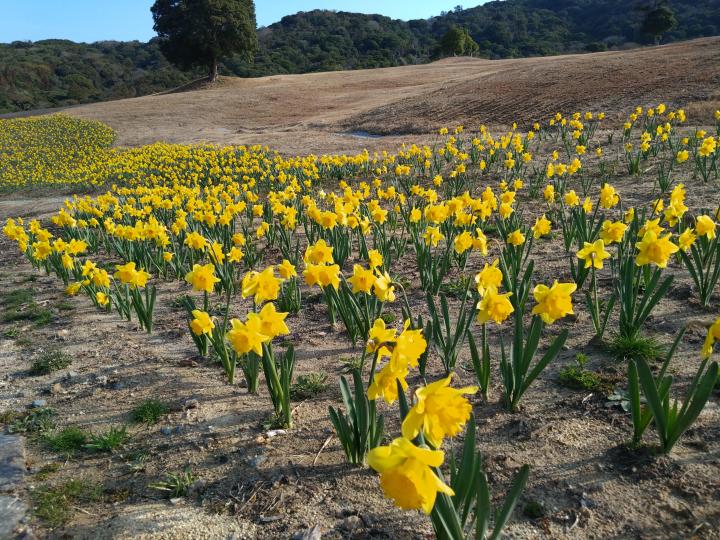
[641,5,677,45]
[440,26,478,57]
[151,0,257,82]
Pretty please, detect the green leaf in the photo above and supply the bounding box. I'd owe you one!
[667,361,718,451]
[489,464,530,540]
[635,357,669,448]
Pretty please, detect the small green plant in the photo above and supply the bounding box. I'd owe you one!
[0,288,53,326]
[56,300,75,312]
[614,244,672,340]
[34,463,61,481]
[523,500,546,519]
[2,327,19,339]
[0,409,22,424]
[84,426,129,453]
[628,327,719,453]
[149,467,195,498]
[558,353,603,391]
[1,288,34,308]
[33,479,102,527]
[30,350,72,375]
[329,368,384,466]
[131,399,169,424]
[469,328,491,401]
[277,277,302,314]
[379,311,397,324]
[8,408,56,434]
[340,356,363,373]
[440,274,473,299]
[499,315,568,411]
[126,450,150,472]
[607,333,664,362]
[678,228,720,307]
[427,414,530,540]
[427,290,474,375]
[45,426,89,455]
[291,372,329,400]
[15,336,34,348]
[261,344,296,428]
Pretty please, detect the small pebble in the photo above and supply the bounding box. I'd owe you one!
[183,398,199,409]
[340,515,361,530]
[249,455,266,467]
[30,399,47,408]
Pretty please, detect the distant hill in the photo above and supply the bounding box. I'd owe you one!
[2,0,718,113]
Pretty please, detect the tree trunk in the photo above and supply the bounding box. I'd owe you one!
[208,58,218,82]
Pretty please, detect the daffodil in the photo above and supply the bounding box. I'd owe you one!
[453,231,473,254]
[476,287,514,325]
[390,320,427,370]
[347,264,375,294]
[576,239,611,269]
[599,183,620,209]
[475,260,503,296]
[401,374,477,447]
[532,281,577,324]
[257,302,290,339]
[532,215,551,239]
[599,220,628,244]
[115,262,150,288]
[367,362,408,404]
[366,318,397,356]
[304,239,334,265]
[190,310,214,336]
[277,259,297,279]
[635,230,679,268]
[506,229,525,246]
[423,226,444,247]
[696,215,716,239]
[186,263,220,294]
[368,249,383,269]
[678,228,696,252]
[367,437,454,514]
[65,282,82,296]
[701,317,720,359]
[373,271,396,302]
[226,313,268,356]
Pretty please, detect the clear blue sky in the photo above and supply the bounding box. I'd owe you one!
[0,1,475,43]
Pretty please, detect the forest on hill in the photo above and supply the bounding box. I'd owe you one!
[1,0,718,113]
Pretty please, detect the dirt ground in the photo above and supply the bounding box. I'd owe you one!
[2,152,720,539]
[46,37,720,155]
[2,39,720,540]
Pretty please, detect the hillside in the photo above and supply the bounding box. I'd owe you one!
[2,0,719,113]
[59,37,720,155]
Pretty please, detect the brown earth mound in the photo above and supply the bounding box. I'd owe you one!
[58,37,720,155]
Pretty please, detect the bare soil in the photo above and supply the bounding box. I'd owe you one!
[55,37,720,155]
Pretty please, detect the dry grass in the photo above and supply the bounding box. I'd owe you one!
[51,37,720,155]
